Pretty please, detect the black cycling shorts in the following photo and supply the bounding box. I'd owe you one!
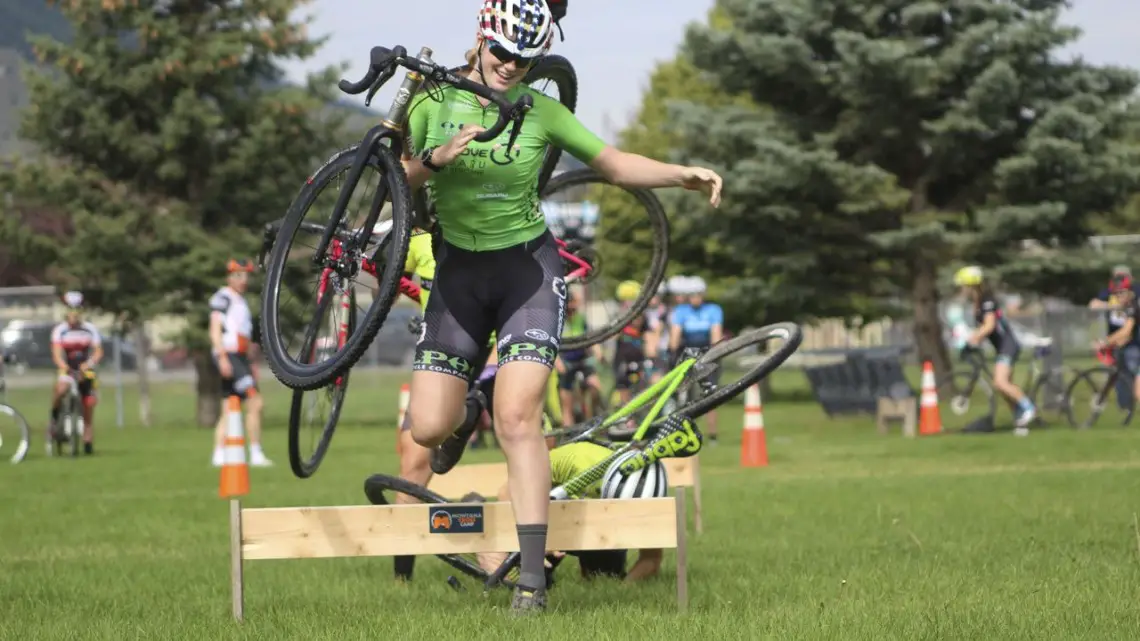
[558,358,596,391]
[414,230,566,381]
[215,352,258,400]
[570,549,627,579]
[613,341,647,390]
[988,336,1020,366]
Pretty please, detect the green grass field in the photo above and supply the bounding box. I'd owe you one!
[3,367,1140,640]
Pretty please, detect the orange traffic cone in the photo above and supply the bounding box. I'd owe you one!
[219,395,249,498]
[740,384,768,467]
[918,361,942,435]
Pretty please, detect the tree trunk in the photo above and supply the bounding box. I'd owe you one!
[194,351,221,427]
[911,254,952,381]
[133,322,152,427]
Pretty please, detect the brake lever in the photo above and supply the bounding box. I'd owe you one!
[364,64,398,107]
[503,96,533,154]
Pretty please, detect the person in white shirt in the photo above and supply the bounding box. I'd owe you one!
[49,291,103,455]
[209,259,271,467]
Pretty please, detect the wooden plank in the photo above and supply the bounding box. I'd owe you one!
[427,458,697,500]
[241,498,678,561]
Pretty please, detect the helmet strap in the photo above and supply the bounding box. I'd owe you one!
[475,41,489,88]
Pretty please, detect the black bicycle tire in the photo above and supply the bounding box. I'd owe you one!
[523,55,578,193]
[1064,366,1130,429]
[287,287,356,479]
[0,402,30,464]
[937,371,996,432]
[261,142,413,390]
[673,323,803,420]
[542,169,669,351]
[363,473,512,586]
[1029,367,1068,427]
[65,393,81,458]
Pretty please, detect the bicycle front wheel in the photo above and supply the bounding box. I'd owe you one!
[261,142,412,390]
[937,371,996,433]
[287,287,355,479]
[542,169,669,351]
[674,323,803,419]
[0,402,30,464]
[1065,366,1131,429]
[363,474,514,588]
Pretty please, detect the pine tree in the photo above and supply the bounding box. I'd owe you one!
[1,0,349,424]
[670,0,1140,374]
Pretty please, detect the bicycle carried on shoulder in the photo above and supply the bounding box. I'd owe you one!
[0,351,30,464]
[363,322,802,591]
[260,44,670,394]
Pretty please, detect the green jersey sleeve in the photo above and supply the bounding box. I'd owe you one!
[537,93,607,164]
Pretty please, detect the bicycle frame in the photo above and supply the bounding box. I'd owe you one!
[479,356,703,589]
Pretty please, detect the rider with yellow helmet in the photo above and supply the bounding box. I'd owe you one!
[953,265,1036,433]
[612,280,662,404]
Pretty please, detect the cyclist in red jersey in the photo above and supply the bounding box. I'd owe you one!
[49,291,103,455]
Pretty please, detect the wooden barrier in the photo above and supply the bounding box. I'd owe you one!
[427,457,704,534]
[229,497,688,620]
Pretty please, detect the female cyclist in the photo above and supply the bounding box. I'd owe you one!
[399,0,722,613]
[953,266,1036,434]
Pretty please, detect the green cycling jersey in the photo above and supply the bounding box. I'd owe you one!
[408,84,607,252]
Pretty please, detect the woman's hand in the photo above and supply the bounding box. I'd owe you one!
[681,166,723,207]
[432,125,487,167]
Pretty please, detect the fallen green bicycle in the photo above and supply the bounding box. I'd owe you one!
[363,321,802,591]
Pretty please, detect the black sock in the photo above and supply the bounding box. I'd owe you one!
[51,407,59,421]
[460,394,483,433]
[394,555,415,580]
[517,524,548,591]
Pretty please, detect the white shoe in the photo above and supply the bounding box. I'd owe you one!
[249,450,273,467]
[1014,407,1036,428]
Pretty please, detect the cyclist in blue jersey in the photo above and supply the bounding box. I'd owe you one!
[954,266,1036,434]
[668,276,723,443]
[397,0,723,614]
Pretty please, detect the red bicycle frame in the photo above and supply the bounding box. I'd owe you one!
[309,232,595,381]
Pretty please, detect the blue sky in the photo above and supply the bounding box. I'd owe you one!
[281,0,1140,145]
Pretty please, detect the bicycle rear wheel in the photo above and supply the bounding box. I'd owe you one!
[261,142,412,390]
[363,473,515,588]
[287,287,356,479]
[1065,366,1132,429]
[542,169,669,351]
[0,402,30,464]
[673,323,803,419]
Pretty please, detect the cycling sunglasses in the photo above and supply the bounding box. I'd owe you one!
[227,258,255,274]
[487,42,539,68]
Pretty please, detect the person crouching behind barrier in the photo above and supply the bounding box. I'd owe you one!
[210,259,271,467]
[471,438,667,585]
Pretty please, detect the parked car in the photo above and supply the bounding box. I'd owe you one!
[0,319,139,372]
